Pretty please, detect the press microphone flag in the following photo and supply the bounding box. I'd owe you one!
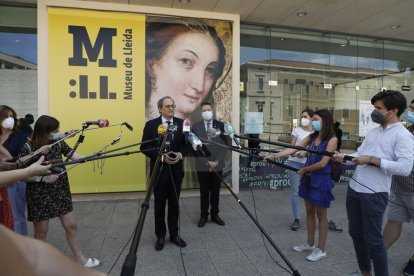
[82,119,109,127]
[183,118,191,133]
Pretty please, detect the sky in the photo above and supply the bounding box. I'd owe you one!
[0,32,37,64]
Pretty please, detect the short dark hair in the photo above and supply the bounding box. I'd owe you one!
[334,121,340,128]
[411,99,414,105]
[200,102,212,110]
[371,90,407,117]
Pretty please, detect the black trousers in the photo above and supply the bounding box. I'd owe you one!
[153,165,182,238]
[197,170,222,219]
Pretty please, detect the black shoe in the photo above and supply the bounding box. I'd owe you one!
[211,215,225,226]
[291,219,300,231]
[329,220,343,233]
[170,236,187,248]
[197,217,207,228]
[155,237,165,251]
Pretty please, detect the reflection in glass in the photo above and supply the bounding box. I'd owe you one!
[240,25,414,150]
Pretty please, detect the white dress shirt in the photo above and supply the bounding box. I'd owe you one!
[349,122,414,193]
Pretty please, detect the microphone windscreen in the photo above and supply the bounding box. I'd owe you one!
[98,119,109,127]
[157,124,166,135]
[224,123,235,136]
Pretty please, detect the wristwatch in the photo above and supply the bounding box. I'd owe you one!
[35,176,42,183]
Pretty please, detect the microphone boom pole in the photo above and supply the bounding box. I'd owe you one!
[235,134,334,158]
[196,137,301,276]
[120,131,171,276]
[200,137,298,172]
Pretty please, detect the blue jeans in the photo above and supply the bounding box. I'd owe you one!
[346,187,388,276]
[287,160,304,220]
[7,181,28,235]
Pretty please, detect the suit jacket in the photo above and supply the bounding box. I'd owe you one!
[192,119,227,171]
[140,116,186,179]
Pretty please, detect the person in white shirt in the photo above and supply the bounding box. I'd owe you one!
[286,109,314,231]
[334,90,414,276]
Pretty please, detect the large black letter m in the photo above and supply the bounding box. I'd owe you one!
[68,26,117,67]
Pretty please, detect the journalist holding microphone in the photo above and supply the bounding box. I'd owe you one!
[333,90,414,276]
[140,96,187,251]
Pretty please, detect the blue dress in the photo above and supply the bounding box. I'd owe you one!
[298,139,335,208]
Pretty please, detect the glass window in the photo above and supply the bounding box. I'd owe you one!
[343,109,349,118]
[304,85,310,95]
[257,102,264,112]
[258,76,264,91]
[0,5,37,119]
[288,105,293,117]
[240,24,414,149]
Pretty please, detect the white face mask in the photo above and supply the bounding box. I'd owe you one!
[202,111,213,121]
[2,117,14,129]
[301,118,310,127]
[50,132,61,141]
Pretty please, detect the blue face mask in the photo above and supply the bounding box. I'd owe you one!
[312,120,322,132]
[407,111,414,124]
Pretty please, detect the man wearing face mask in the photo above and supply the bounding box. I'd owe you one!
[192,102,227,227]
[334,90,414,276]
[382,98,414,276]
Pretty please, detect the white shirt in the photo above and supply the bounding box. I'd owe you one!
[161,117,173,127]
[288,127,312,164]
[349,122,414,193]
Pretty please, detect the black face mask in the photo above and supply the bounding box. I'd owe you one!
[371,110,390,125]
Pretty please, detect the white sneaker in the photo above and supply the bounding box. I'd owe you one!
[306,248,327,261]
[293,243,315,252]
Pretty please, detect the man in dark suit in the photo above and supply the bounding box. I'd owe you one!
[192,102,227,227]
[140,96,187,251]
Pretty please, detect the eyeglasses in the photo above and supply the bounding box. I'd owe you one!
[163,104,176,109]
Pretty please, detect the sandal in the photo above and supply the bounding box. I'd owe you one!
[83,257,102,268]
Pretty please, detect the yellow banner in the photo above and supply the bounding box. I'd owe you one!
[48,7,146,193]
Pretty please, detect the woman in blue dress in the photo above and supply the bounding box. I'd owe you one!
[265,109,337,262]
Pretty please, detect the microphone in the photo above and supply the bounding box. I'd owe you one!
[224,123,242,148]
[207,127,221,139]
[187,132,203,151]
[82,119,109,128]
[167,124,178,133]
[123,122,134,131]
[157,124,166,136]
